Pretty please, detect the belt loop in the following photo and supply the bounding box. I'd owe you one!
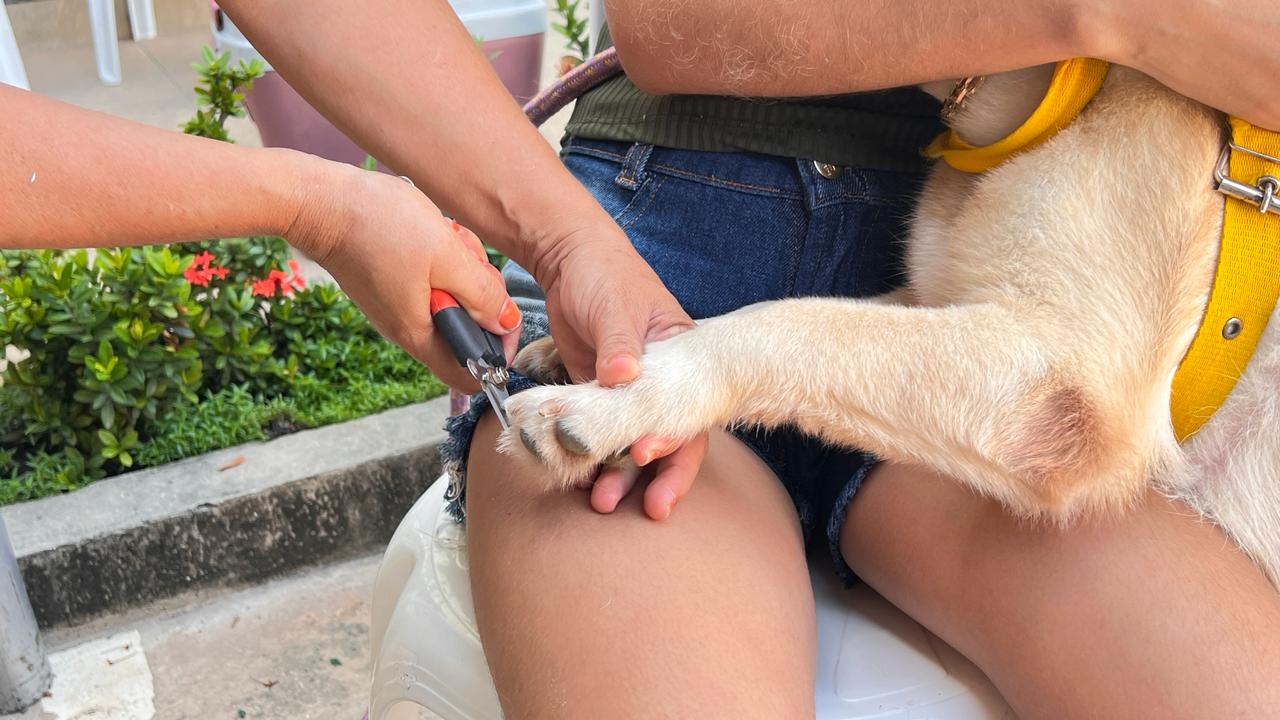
[615,143,655,191]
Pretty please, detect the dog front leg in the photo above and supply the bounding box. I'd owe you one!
[506,297,1127,517]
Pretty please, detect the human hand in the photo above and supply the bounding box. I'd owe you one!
[1087,0,1280,129]
[288,163,520,392]
[530,222,705,520]
[592,434,710,521]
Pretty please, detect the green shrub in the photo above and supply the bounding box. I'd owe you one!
[0,240,446,496]
[0,248,204,485]
[551,0,590,73]
[183,46,265,142]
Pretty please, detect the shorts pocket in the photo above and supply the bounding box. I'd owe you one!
[561,147,662,226]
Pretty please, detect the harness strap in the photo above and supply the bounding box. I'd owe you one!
[924,59,1280,442]
[1171,118,1280,441]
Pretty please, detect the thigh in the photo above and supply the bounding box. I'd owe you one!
[842,462,1280,719]
[466,414,817,720]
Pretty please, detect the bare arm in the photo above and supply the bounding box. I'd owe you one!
[219,0,695,388]
[607,0,1280,129]
[3,85,317,251]
[0,85,514,390]
[218,0,610,282]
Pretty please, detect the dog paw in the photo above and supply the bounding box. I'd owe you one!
[499,382,646,488]
[500,337,714,488]
[511,336,572,385]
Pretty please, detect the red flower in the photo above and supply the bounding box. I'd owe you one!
[250,275,279,297]
[249,261,305,298]
[183,251,230,287]
[283,259,306,295]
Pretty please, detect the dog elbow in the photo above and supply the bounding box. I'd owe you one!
[996,378,1137,518]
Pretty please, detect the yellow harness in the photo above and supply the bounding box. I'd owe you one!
[926,60,1280,442]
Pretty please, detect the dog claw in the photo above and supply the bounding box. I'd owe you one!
[519,429,542,460]
[555,422,592,456]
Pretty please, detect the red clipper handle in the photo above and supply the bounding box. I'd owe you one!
[429,289,505,370]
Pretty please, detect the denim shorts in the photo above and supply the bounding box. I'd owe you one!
[441,138,922,583]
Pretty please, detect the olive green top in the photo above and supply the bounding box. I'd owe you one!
[565,27,944,172]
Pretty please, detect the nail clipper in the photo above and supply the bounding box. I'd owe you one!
[429,289,512,430]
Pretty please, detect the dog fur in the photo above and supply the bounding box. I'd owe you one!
[502,65,1280,585]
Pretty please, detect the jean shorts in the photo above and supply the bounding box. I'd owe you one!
[440,138,923,583]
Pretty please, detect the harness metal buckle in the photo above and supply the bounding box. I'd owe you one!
[1214,142,1280,216]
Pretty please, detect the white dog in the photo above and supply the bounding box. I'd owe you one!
[502,62,1280,585]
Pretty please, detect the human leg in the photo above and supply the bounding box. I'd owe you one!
[466,415,817,719]
[842,462,1280,719]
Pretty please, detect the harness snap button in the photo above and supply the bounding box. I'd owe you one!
[1223,317,1244,340]
[813,161,844,179]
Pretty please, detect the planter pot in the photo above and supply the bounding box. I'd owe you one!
[211,0,546,167]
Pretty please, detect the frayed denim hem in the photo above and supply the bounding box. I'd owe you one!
[440,372,542,523]
[825,456,878,587]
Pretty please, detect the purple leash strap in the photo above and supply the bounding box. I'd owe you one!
[522,48,622,128]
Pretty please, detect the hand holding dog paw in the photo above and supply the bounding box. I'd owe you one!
[534,226,695,385]
[525,224,708,518]
[502,327,713,521]
[594,433,710,521]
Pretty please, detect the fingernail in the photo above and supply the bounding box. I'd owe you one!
[499,299,521,331]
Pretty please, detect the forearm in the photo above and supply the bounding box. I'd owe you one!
[606,0,1103,96]
[0,85,335,252]
[219,0,617,278]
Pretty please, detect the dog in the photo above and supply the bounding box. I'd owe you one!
[499,63,1280,585]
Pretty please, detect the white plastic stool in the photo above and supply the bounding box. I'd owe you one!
[369,477,1018,719]
[0,4,30,89]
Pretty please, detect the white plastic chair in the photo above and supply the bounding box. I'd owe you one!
[368,477,1018,720]
[86,0,121,85]
[0,4,29,90]
[86,0,157,86]
[125,0,157,41]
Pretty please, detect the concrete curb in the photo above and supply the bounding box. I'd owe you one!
[0,398,450,628]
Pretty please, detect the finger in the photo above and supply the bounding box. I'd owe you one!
[415,333,483,393]
[630,434,685,466]
[361,292,483,393]
[643,433,708,521]
[544,316,597,382]
[431,238,521,337]
[449,220,490,265]
[591,462,642,514]
[590,312,645,387]
[501,323,520,365]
